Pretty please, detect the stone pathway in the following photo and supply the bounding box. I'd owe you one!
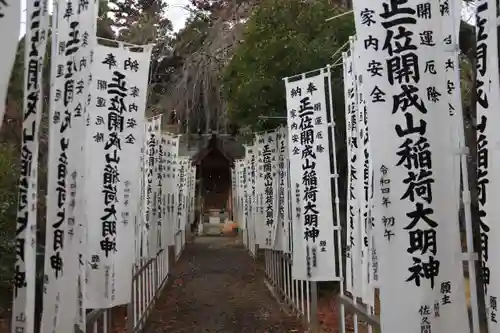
[146,237,305,333]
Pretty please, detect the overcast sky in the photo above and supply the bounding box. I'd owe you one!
[19,0,476,38]
[19,0,191,38]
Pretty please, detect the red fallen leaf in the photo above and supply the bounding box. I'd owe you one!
[174,278,183,286]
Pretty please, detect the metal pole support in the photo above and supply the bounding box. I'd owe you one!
[309,281,319,333]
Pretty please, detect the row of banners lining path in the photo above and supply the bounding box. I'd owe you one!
[233,1,493,333]
[1,1,195,332]
[0,0,497,333]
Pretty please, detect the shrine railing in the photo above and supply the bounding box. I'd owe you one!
[86,234,185,333]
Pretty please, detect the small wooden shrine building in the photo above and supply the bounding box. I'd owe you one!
[191,134,236,224]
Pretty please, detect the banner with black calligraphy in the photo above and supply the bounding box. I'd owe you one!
[231,164,237,221]
[285,69,339,281]
[190,162,196,227]
[66,0,98,329]
[352,0,469,331]
[165,134,179,246]
[143,116,162,258]
[237,160,244,230]
[177,157,185,233]
[135,124,147,263]
[233,161,240,227]
[190,163,196,226]
[187,163,195,230]
[245,145,257,253]
[238,160,246,231]
[159,134,169,249]
[180,157,190,232]
[84,43,152,309]
[253,135,266,247]
[233,161,241,241]
[0,0,21,132]
[12,1,49,332]
[343,49,362,297]
[475,0,500,330]
[183,159,189,246]
[439,0,463,228]
[260,131,278,249]
[352,37,377,307]
[237,163,241,226]
[152,116,162,257]
[170,140,179,240]
[41,0,97,331]
[143,120,153,257]
[174,156,187,254]
[157,135,167,251]
[243,148,250,231]
[182,158,191,236]
[142,121,153,258]
[274,127,291,253]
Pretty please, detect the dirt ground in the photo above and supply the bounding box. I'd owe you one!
[146,237,306,333]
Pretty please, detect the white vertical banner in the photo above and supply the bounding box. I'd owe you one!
[352,38,366,301]
[191,163,196,219]
[176,157,183,233]
[68,1,98,329]
[239,160,246,230]
[245,145,257,253]
[251,146,258,254]
[261,131,278,248]
[285,70,339,281]
[233,161,240,226]
[186,163,191,228]
[243,152,249,232]
[179,157,186,232]
[183,157,190,231]
[188,162,195,228]
[159,134,168,249]
[166,134,174,245]
[254,135,266,246]
[42,0,97,331]
[165,135,179,246]
[234,160,243,241]
[343,50,361,296]
[191,163,196,224]
[237,161,242,228]
[84,43,152,308]
[285,149,294,256]
[12,1,49,332]
[174,154,182,257]
[236,161,242,228]
[440,0,463,222]
[152,116,162,257]
[143,121,153,257]
[244,152,250,244]
[352,0,469,332]
[352,37,375,306]
[135,126,146,262]
[176,157,187,242]
[231,164,236,220]
[157,135,166,250]
[0,0,20,130]
[476,0,500,330]
[187,161,192,230]
[144,116,161,258]
[360,38,379,299]
[182,158,188,244]
[173,154,180,243]
[440,1,463,146]
[275,127,290,253]
[172,143,179,238]
[346,41,379,303]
